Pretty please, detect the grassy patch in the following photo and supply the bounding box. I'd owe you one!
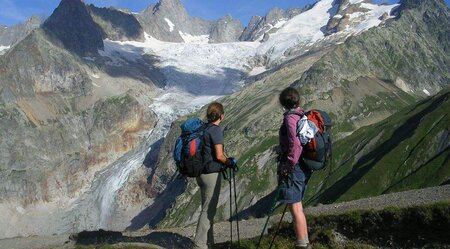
[217,202,450,249]
[304,89,450,204]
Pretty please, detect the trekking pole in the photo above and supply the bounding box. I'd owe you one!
[256,187,281,249]
[232,167,240,247]
[268,204,288,249]
[229,167,233,248]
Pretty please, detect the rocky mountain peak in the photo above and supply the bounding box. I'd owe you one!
[209,15,243,43]
[265,7,285,23]
[153,0,188,18]
[158,0,183,9]
[0,15,42,47]
[26,16,42,25]
[137,0,195,42]
[239,7,289,42]
[43,0,104,56]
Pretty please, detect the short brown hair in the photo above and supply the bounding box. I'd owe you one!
[206,102,224,123]
[279,87,300,109]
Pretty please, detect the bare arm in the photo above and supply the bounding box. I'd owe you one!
[214,144,231,166]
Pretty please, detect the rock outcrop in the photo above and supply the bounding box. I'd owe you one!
[87,5,145,42]
[240,6,312,41]
[209,15,243,43]
[0,16,42,47]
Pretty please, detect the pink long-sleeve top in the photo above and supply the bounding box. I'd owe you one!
[279,107,304,167]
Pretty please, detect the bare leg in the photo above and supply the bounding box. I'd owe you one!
[289,202,308,242]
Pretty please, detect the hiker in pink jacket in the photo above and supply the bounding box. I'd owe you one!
[278,87,312,249]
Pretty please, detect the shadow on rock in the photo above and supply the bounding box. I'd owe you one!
[72,229,193,249]
[127,175,187,230]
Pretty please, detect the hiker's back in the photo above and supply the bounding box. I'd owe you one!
[173,117,207,177]
[202,124,225,174]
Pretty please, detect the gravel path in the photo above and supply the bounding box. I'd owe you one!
[1,185,448,249]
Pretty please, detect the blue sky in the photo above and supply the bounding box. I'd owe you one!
[0,0,449,27]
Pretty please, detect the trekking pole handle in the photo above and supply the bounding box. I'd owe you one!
[229,157,238,172]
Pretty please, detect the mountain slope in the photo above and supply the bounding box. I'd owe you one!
[0,11,159,239]
[306,87,450,205]
[0,27,156,200]
[1,0,448,239]
[155,0,450,228]
[298,0,450,99]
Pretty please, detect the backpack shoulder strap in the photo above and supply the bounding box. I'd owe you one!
[284,109,304,117]
[203,123,215,133]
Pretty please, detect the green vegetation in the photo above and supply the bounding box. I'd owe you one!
[305,88,450,205]
[239,137,277,170]
[92,94,138,130]
[214,202,450,249]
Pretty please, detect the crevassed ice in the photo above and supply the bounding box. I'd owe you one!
[178,31,210,44]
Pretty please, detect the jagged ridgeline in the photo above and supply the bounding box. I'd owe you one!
[158,0,450,227]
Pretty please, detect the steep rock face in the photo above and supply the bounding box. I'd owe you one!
[87,5,145,42]
[42,0,104,56]
[0,30,92,102]
[0,93,155,205]
[240,6,312,41]
[0,16,42,47]
[137,0,209,42]
[209,15,243,43]
[155,0,450,228]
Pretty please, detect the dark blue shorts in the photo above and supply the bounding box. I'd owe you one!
[277,164,311,204]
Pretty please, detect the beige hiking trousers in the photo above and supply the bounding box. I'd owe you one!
[193,172,222,249]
